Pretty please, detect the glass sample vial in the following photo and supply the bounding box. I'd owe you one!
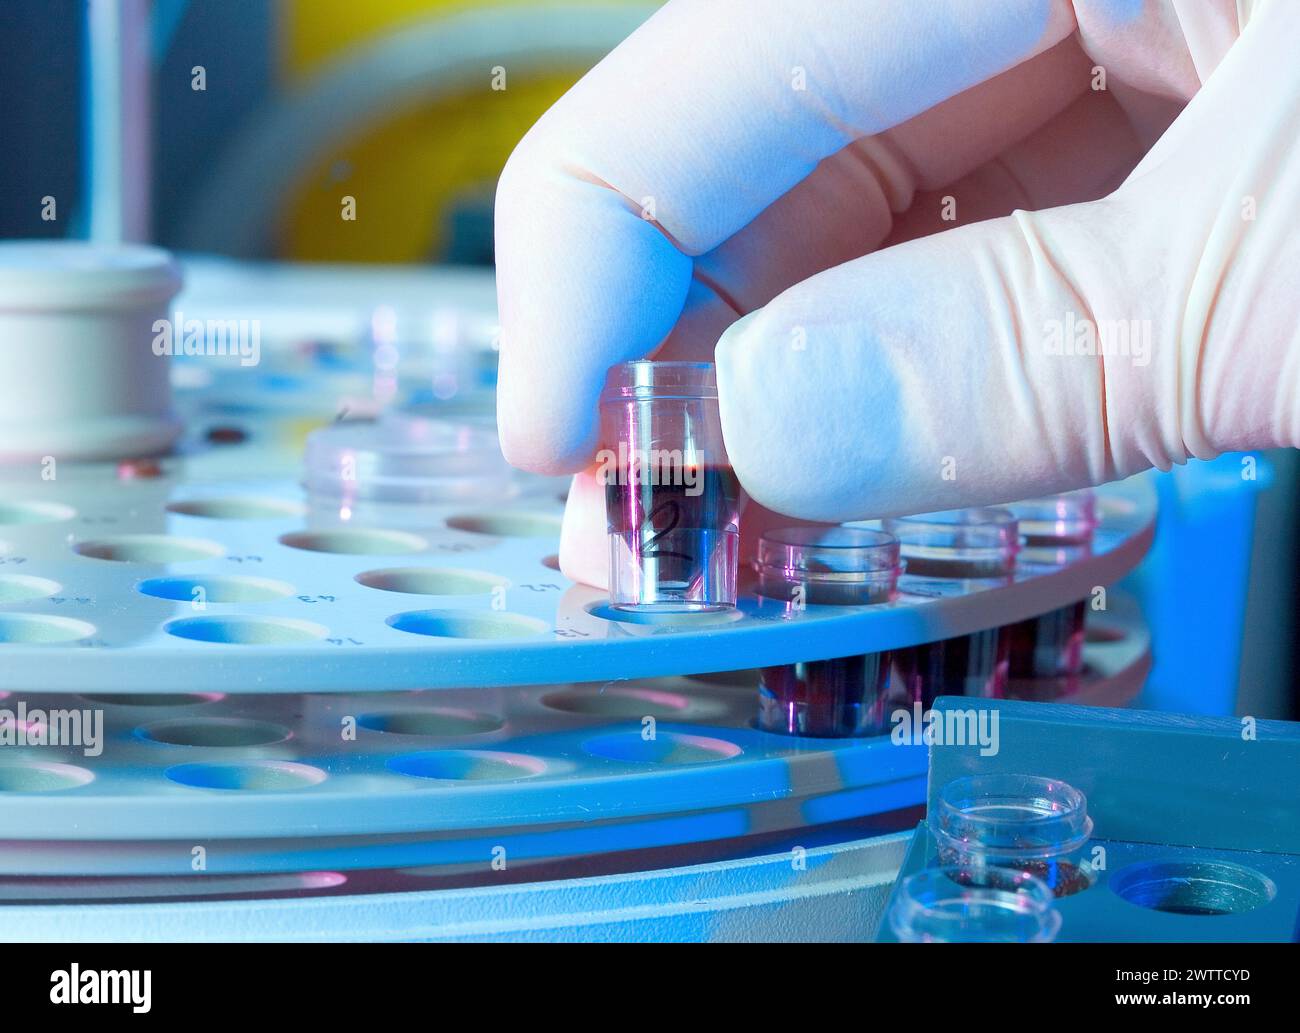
[888,865,1061,943]
[754,526,902,737]
[303,409,511,505]
[931,773,1094,898]
[1005,491,1097,685]
[883,508,1019,701]
[599,362,741,612]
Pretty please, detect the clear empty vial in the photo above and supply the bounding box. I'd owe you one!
[303,408,511,504]
[754,526,902,737]
[599,362,741,612]
[889,865,1061,943]
[932,773,1094,898]
[1004,491,1098,689]
[883,508,1019,701]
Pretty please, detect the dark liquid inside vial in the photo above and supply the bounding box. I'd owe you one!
[759,652,904,738]
[892,629,1010,703]
[1006,600,1088,681]
[942,855,1092,898]
[605,464,740,579]
[901,556,1009,580]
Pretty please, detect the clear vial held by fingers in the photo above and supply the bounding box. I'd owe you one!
[598,361,742,612]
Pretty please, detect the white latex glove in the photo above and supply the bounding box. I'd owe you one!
[495,0,1300,588]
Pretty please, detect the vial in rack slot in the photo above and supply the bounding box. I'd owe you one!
[889,865,1062,942]
[1004,490,1098,695]
[931,773,1095,898]
[754,526,903,737]
[883,508,1019,702]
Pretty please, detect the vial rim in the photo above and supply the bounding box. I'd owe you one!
[756,525,901,573]
[882,507,1020,572]
[888,865,1061,943]
[600,360,718,401]
[1009,490,1098,544]
[933,773,1094,858]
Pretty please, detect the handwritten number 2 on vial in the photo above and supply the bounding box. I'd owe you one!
[642,499,693,563]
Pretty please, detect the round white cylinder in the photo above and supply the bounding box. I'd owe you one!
[0,240,183,461]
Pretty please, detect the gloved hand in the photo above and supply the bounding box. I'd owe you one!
[495,0,1300,588]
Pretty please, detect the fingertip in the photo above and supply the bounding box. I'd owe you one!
[496,394,599,477]
[494,177,694,476]
[715,288,914,522]
[558,469,609,588]
[716,303,850,520]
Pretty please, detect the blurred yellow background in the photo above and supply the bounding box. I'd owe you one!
[276,0,645,264]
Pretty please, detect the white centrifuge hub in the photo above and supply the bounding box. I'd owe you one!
[0,239,182,461]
